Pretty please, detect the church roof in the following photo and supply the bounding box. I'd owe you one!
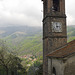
[47,40,75,58]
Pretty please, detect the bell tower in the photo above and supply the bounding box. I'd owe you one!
[42,0,67,75]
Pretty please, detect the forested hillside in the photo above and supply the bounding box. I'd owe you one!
[0,25,74,57]
[0,26,42,57]
[67,25,75,42]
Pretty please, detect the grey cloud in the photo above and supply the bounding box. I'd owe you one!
[0,0,75,27]
[0,0,43,27]
[66,0,75,25]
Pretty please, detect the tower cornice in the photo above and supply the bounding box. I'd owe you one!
[43,35,67,40]
[43,13,66,22]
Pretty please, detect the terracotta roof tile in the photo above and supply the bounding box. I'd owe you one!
[47,40,75,58]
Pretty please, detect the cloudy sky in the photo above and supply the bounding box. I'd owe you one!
[0,0,75,27]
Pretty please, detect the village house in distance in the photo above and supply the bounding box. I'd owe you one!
[41,0,75,75]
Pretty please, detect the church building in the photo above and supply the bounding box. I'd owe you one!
[47,40,75,75]
[41,0,75,75]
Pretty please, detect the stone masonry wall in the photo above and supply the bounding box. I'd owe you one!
[64,55,75,75]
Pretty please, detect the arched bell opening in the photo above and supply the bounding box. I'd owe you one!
[53,0,60,12]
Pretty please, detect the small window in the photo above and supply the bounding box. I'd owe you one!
[53,67,56,75]
[52,0,60,11]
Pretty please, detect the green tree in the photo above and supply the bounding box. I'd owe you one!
[35,64,43,75]
[0,40,25,75]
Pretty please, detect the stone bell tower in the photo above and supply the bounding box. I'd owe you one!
[41,0,67,75]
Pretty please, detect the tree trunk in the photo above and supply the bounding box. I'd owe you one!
[6,69,8,75]
[11,71,14,75]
